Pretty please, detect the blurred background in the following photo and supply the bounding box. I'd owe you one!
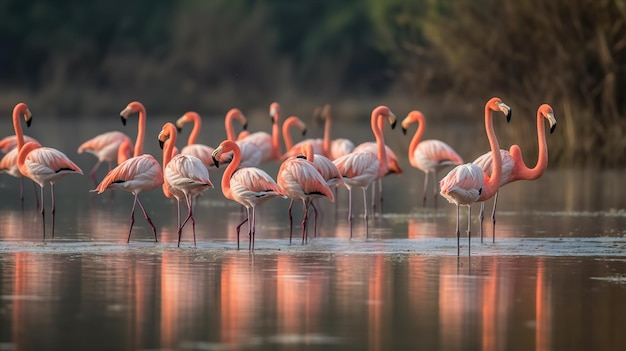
[1,0,625,167]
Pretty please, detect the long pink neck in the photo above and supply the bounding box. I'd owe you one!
[371,108,388,179]
[322,111,331,158]
[282,116,300,150]
[161,126,177,198]
[11,104,26,151]
[480,105,502,200]
[187,113,201,145]
[303,142,315,162]
[271,111,281,161]
[513,108,549,180]
[133,105,147,157]
[220,141,241,200]
[225,109,241,141]
[407,112,425,162]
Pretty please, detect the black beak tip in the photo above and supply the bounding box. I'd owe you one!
[159,140,164,149]
[176,126,182,133]
[121,116,127,126]
[26,118,32,128]
[302,128,307,136]
[390,120,397,129]
[243,122,248,130]
[212,156,219,168]
[506,110,512,123]
[550,124,556,134]
[401,127,407,135]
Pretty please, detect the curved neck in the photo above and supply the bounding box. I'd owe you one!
[303,142,314,162]
[133,105,147,157]
[482,105,502,198]
[408,113,425,159]
[516,108,549,180]
[221,141,241,200]
[117,140,132,164]
[282,116,301,151]
[322,111,331,158]
[372,110,388,178]
[187,113,201,145]
[17,142,39,175]
[225,109,242,141]
[161,127,177,198]
[12,105,26,151]
[271,112,282,161]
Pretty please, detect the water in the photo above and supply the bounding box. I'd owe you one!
[1,114,625,350]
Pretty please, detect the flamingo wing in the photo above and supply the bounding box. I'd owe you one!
[77,131,131,162]
[278,158,333,201]
[330,138,355,160]
[165,154,214,196]
[0,135,39,154]
[439,163,484,205]
[414,139,464,172]
[332,152,379,188]
[472,149,514,186]
[180,143,216,169]
[238,132,273,162]
[229,167,285,207]
[95,154,163,194]
[22,147,83,185]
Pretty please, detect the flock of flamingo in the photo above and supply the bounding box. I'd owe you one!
[0,97,556,255]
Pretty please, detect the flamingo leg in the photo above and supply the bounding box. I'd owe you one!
[378,178,383,212]
[455,205,460,257]
[491,192,499,243]
[19,176,24,209]
[347,187,353,238]
[39,185,45,240]
[235,215,249,250]
[51,183,56,239]
[362,187,368,222]
[135,196,158,242]
[179,195,196,247]
[301,199,308,244]
[467,205,472,256]
[250,207,256,251]
[89,160,102,186]
[422,172,429,206]
[311,201,318,238]
[32,180,40,210]
[288,199,294,244]
[479,202,485,243]
[432,171,439,208]
[127,195,138,243]
[371,182,376,213]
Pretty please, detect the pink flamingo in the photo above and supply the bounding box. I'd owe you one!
[277,142,334,244]
[315,104,354,160]
[473,104,557,242]
[174,111,216,170]
[212,140,286,250]
[439,97,511,256]
[9,102,83,238]
[159,122,214,247]
[77,131,132,186]
[281,116,308,159]
[93,101,163,243]
[332,105,396,237]
[351,110,402,212]
[0,103,42,207]
[299,142,343,236]
[401,110,464,207]
[237,102,283,163]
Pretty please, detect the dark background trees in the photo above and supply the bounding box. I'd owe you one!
[1,0,624,167]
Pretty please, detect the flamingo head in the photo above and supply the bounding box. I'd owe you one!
[158,122,177,150]
[401,110,425,135]
[487,97,512,122]
[120,101,145,125]
[14,103,33,127]
[539,104,557,134]
[270,102,280,124]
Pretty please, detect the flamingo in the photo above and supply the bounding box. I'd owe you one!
[77,131,132,186]
[299,142,343,237]
[314,104,355,160]
[473,104,557,242]
[332,105,396,237]
[212,140,286,250]
[0,103,42,207]
[237,102,283,163]
[174,111,217,170]
[92,101,163,243]
[401,110,464,207]
[281,116,308,159]
[8,102,83,238]
[439,97,511,256]
[351,110,402,212]
[159,122,214,247]
[277,142,334,244]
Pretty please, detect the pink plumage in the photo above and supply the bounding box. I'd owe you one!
[78,130,132,185]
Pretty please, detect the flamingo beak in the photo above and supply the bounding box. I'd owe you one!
[159,140,165,149]
[26,117,32,128]
[496,102,512,122]
[388,113,397,129]
[121,116,127,126]
[302,127,307,136]
[401,126,408,135]
[547,112,557,134]
[243,122,248,130]
[176,126,183,133]
[212,147,222,168]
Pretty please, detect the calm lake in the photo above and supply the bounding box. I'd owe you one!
[1,110,625,350]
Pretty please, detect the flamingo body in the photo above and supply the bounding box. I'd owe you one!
[0,135,38,154]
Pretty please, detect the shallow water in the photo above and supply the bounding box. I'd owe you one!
[1,115,625,350]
